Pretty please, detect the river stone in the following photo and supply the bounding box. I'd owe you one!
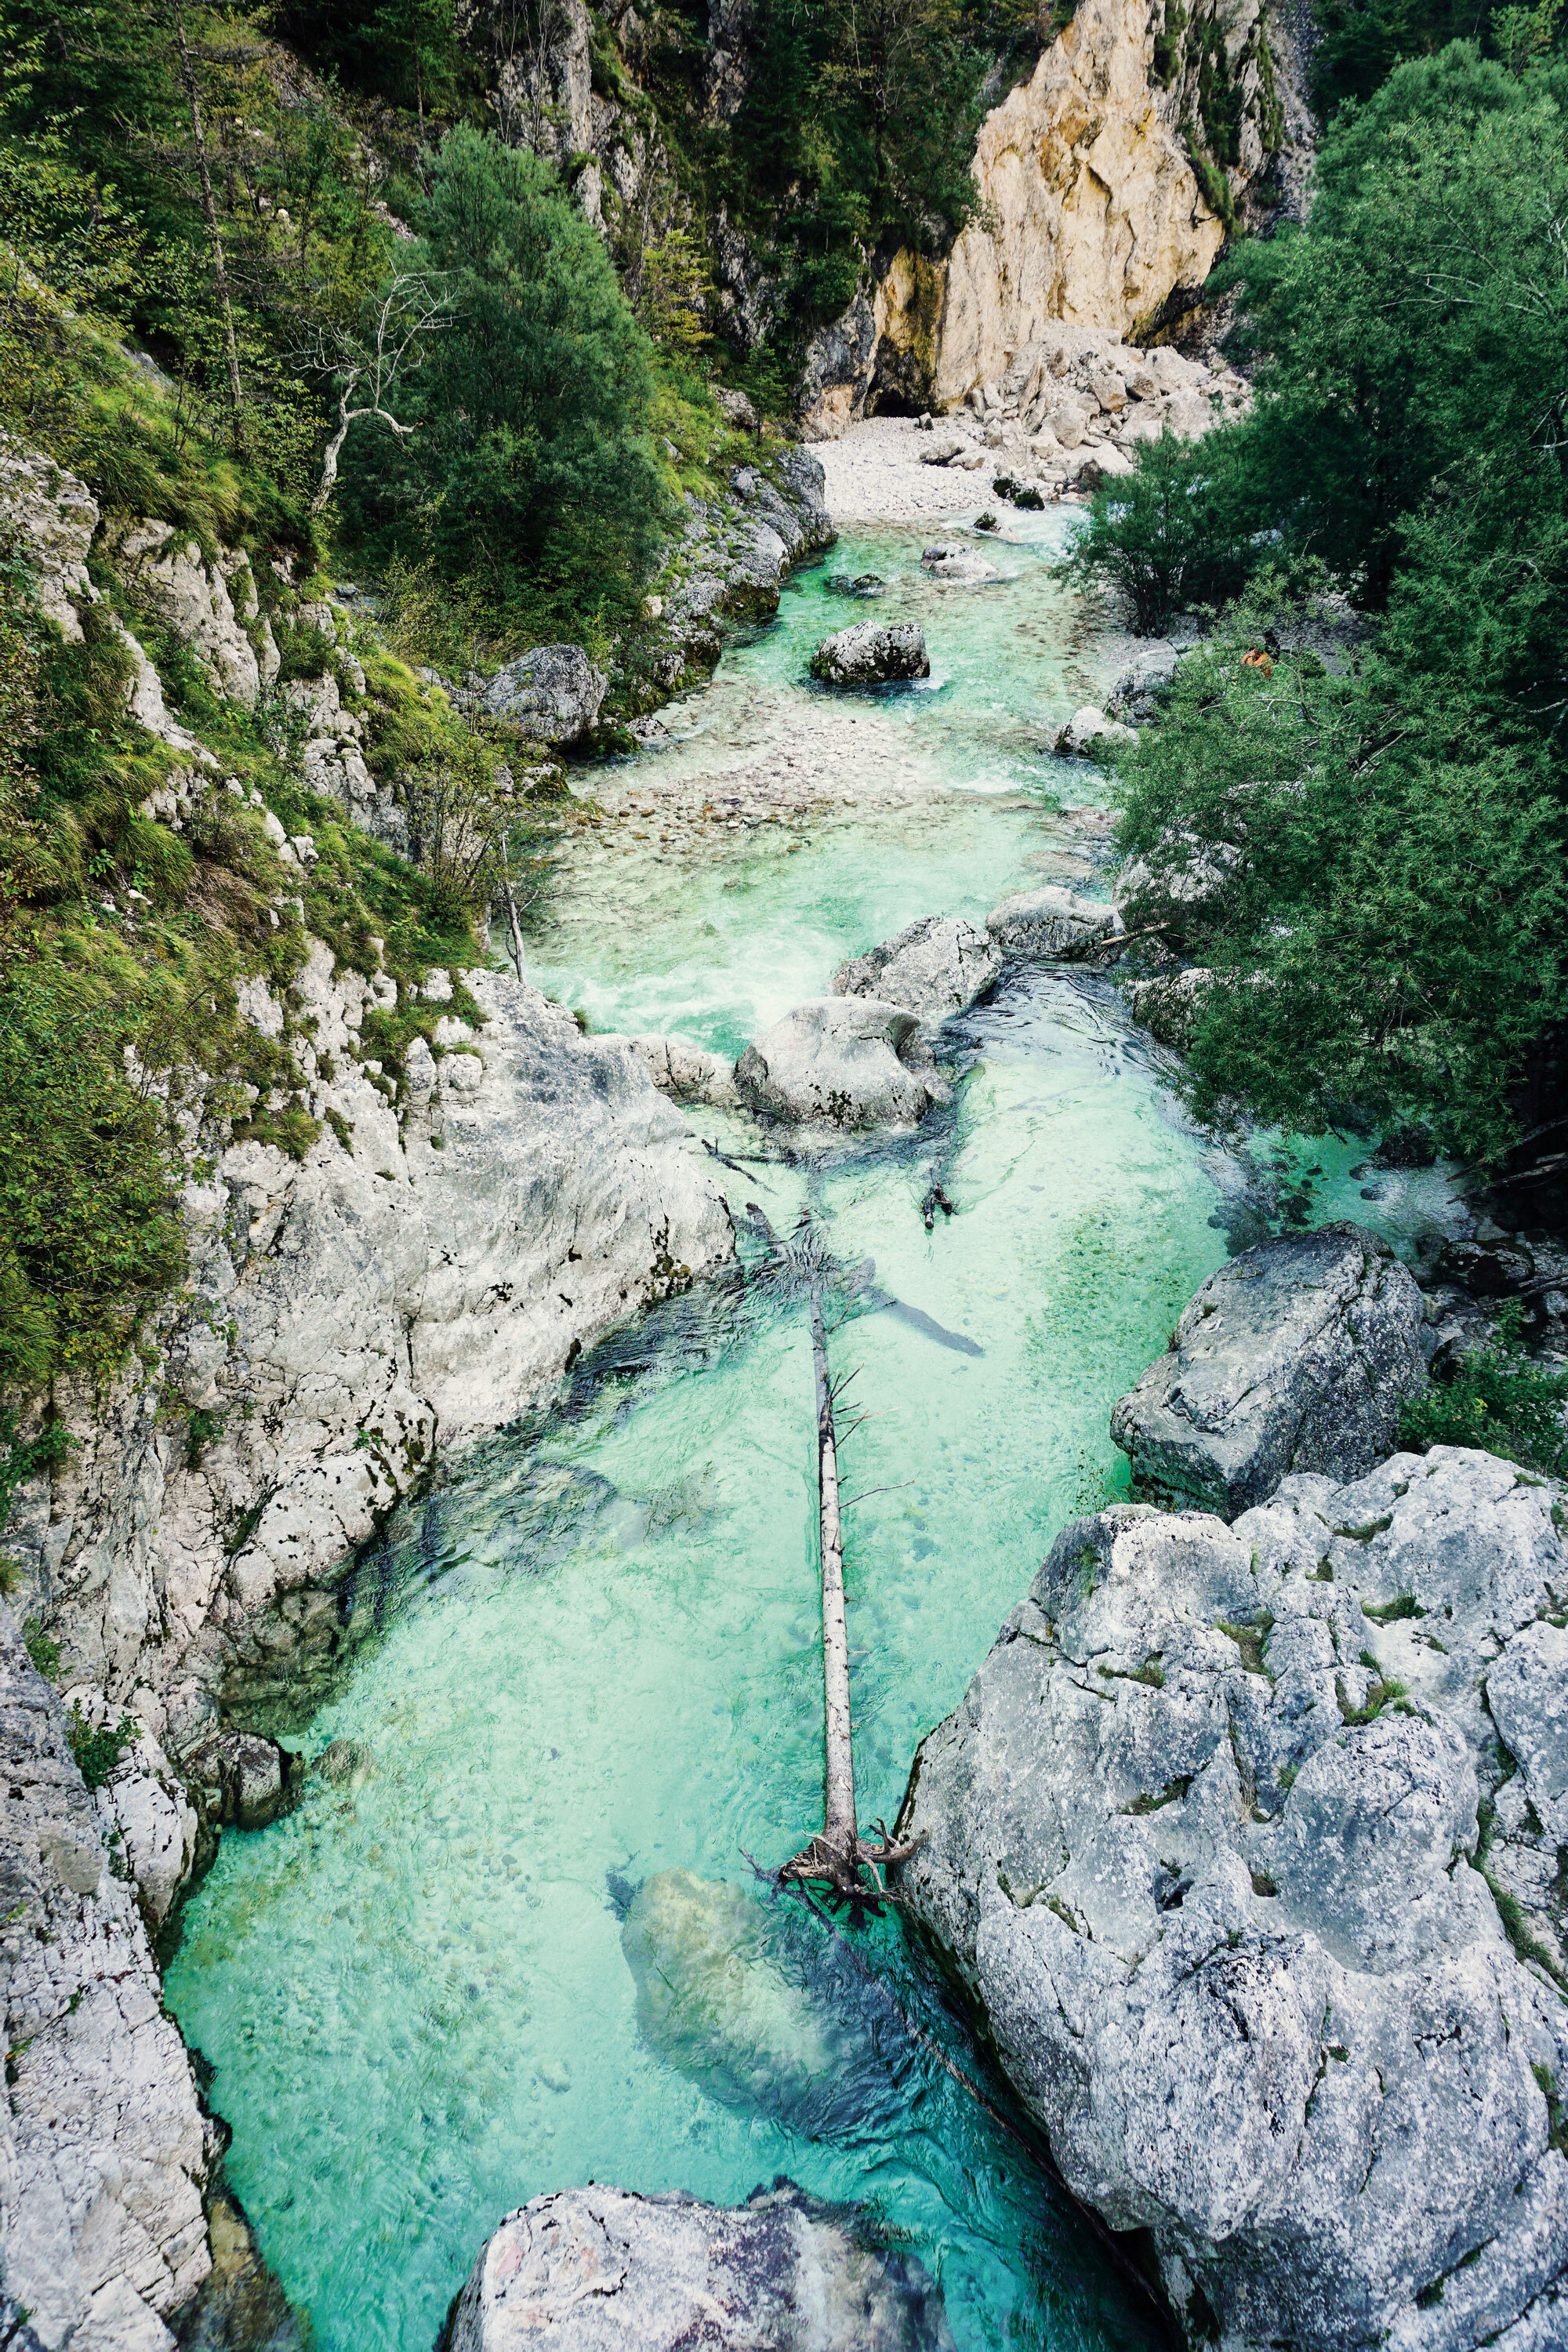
[1054,705,1136,757]
[984,885,1121,960]
[920,543,1001,583]
[735,997,949,1128]
[831,916,1002,1023]
[809,620,929,686]
[441,2183,954,2351]
[483,645,608,745]
[1110,1226,1428,1518]
[892,1450,1568,2352]
[622,1871,843,2129]
[312,1737,376,1790]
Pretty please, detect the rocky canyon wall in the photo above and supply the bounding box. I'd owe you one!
[802,0,1295,432]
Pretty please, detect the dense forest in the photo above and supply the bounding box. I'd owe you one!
[1073,29,1568,1203]
[2,0,1567,1472]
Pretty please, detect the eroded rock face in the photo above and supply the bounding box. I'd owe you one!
[809,619,929,686]
[894,1450,1568,2351]
[441,2183,954,2352]
[0,437,99,640]
[735,997,949,1128]
[282,670,405,849]
[0,1606,212,2348]
[797,0,1298,430]
[6,949,733,1757]
[1110,1227,1428,1517]
[110,521,277,708]
[832,916,1001,1023]
[484,644,608,746]
[985,885,1121,960]
[652,450,836,685]
[895,0,1279,408]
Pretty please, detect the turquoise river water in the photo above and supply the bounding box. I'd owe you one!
[165,510,1465,2350]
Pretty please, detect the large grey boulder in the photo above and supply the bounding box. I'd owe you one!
[809,619,929,686]
[735,997,949,1128]
[985,885,1121,960]
[441,2183,953,2351]
[483,644,608,745]
[626,1033,738,1109]
[831,916,1001,1022]
[894,1449,1568,2352]
[1111,1227,1428,1517]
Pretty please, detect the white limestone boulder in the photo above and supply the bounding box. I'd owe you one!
[1110,1226,1428,1517]
[808,619,929,686]
[484,644,608,746]
[735,997,949,1128]
[894,1450,1568,2350]
[831,915,1002,1023]
[442,2183,953,2352]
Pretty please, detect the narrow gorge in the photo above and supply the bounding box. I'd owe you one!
[3,4,1566,2351]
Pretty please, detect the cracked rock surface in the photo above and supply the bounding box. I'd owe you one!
[1111,1225,1428,1517]
[441,2183,954,2352]
[0,1607,212,2351]
[8,954,732,1758]
[894,1446,1568,2351]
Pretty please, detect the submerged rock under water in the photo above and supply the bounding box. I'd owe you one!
[620,1869,909,2140]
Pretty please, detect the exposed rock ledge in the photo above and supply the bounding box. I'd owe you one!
[896,1447,1568,2349]
[9,951,732,1770]
[0,1606,212,2351]
[893,1232,1568,2349]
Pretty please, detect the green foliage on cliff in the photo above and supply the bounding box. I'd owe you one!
[1112,591,1568,1165]
[1312,0,1566,112]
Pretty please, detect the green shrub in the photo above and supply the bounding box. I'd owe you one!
[22,1619,60,1679]
[340,129,667,642]
[1056,426,1250,634]
[66,1705,140,1791]
[1399,1307,1568,1479]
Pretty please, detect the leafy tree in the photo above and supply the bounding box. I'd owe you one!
[1218,46,1568,602]
[1111,597,1568,1167]
[1055,428,1251,633]
[341,127,666,632]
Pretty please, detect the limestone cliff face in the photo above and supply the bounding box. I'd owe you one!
[804,0,1290,430]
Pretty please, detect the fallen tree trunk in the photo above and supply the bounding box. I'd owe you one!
[779,1271,923,1907]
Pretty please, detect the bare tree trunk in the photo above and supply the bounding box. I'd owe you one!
[811,1283,858,1867]
[778,1235,924,1908]
[171,0,244,445]
[500,842,528,986]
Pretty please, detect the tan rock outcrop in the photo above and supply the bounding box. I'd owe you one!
[802,0,1288,431]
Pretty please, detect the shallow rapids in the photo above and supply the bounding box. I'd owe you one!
[164,510,1461,2351]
